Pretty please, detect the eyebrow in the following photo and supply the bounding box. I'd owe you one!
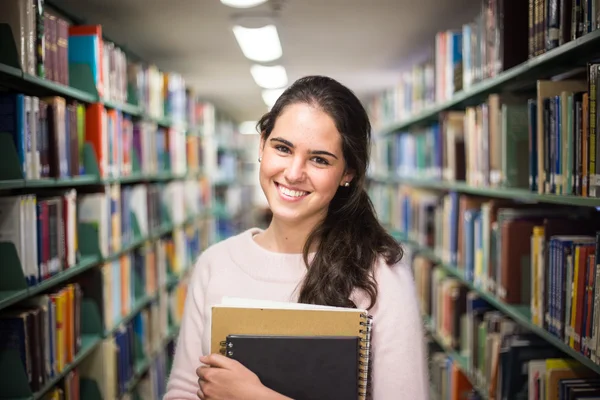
[270,137,339,160]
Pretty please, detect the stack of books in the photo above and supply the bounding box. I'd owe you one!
[210,298,373,400]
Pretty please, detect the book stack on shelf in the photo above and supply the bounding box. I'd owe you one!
[366,0,600,398]
[0,1,249,399]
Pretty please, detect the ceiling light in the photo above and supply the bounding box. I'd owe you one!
[239,120,259,135]
[232,24,282,62]
[220,0,268,8]
[250,65,287,89]
[262,88,286,108]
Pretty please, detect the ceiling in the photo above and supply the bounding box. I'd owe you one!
[49,0,482,123]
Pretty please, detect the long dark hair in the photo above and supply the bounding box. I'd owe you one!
[257,76,403,310]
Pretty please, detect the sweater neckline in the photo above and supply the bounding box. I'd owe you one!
[226,227,310,283]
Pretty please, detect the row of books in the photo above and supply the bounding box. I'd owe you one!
[0,93,86,180]
[0,180,206,288]
[0,0,190,122]
[0,283,82,393]
[79,180,207,259]
[369,92,530,190]
[371,70,600,199]
[366,0,530,128]
[533,0,600,58]
[428,351,479,400]
[0,91,205,181]
[0,190,78,286]
[366,0,600,131]
[0,241,189,399]
[385,186,600,366]
[88,226,198,333]
[415,254,600,399]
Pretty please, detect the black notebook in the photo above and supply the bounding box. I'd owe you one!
[222,335,361,400]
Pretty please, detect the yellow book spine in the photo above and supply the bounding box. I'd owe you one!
[531,227,541,326]
[570,246,581,348]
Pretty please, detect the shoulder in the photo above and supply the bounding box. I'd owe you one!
[189,227,263,284]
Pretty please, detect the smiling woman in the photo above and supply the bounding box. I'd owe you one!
[164,76,429,400]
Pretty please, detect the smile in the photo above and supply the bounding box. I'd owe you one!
[275,182,310,200]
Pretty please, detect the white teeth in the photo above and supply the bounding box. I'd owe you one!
[279,185,307,198]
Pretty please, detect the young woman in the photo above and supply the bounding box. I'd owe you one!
[164,76,429,400]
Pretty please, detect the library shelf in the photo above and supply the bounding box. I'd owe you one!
[0,211,208,316]
[370,175,600,208]
[0,255,100,312]
[395,233,600,376]
[423,316,488,399]
[21,72,98,104]
[376,29,600,135]
[0,171,206,192]
[31,334,102,400]
[0,60,184,125]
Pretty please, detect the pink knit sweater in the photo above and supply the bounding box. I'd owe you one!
[164,228,429,399]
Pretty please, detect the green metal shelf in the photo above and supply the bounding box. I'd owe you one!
[0,170,206,192]
[102,99,142,116]
[399,234,600,376]
[0,255,100,312]
[22,73,98,103]
[371,175,600,207]
[377,29,600,135]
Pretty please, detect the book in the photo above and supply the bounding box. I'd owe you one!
[210,298,373,400]
[222,335,360,400]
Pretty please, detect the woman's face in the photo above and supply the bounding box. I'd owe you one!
[258,102,354,226]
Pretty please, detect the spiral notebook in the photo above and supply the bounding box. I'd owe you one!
[223,335,360,400]
[210,298,373,399]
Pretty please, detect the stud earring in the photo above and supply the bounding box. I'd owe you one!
[258,156,262,162]
[344,182,350,187]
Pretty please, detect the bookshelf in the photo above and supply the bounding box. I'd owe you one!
[367,1,600,399]
[0,1,249,399]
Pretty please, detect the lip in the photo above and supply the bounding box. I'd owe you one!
[275,182,310,202]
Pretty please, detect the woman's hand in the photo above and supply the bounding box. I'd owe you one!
[196,354,289,400]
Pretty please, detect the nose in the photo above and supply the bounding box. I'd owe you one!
[284,155,306,183]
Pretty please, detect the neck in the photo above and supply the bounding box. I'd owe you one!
[258,214,322,254]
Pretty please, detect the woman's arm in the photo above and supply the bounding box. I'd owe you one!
[164,255,209,400]
[365,259,430,399]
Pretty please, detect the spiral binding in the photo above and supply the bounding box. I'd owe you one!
[358,313,373,400]
[219,340,233,356]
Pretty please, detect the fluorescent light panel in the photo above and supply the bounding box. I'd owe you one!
[220,0,268,8]
[250,64,287,89]
[232,24,282,62]
[262,88,286,108]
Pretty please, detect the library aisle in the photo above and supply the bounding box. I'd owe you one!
[2,0,600,399]
[366,1,600,399]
